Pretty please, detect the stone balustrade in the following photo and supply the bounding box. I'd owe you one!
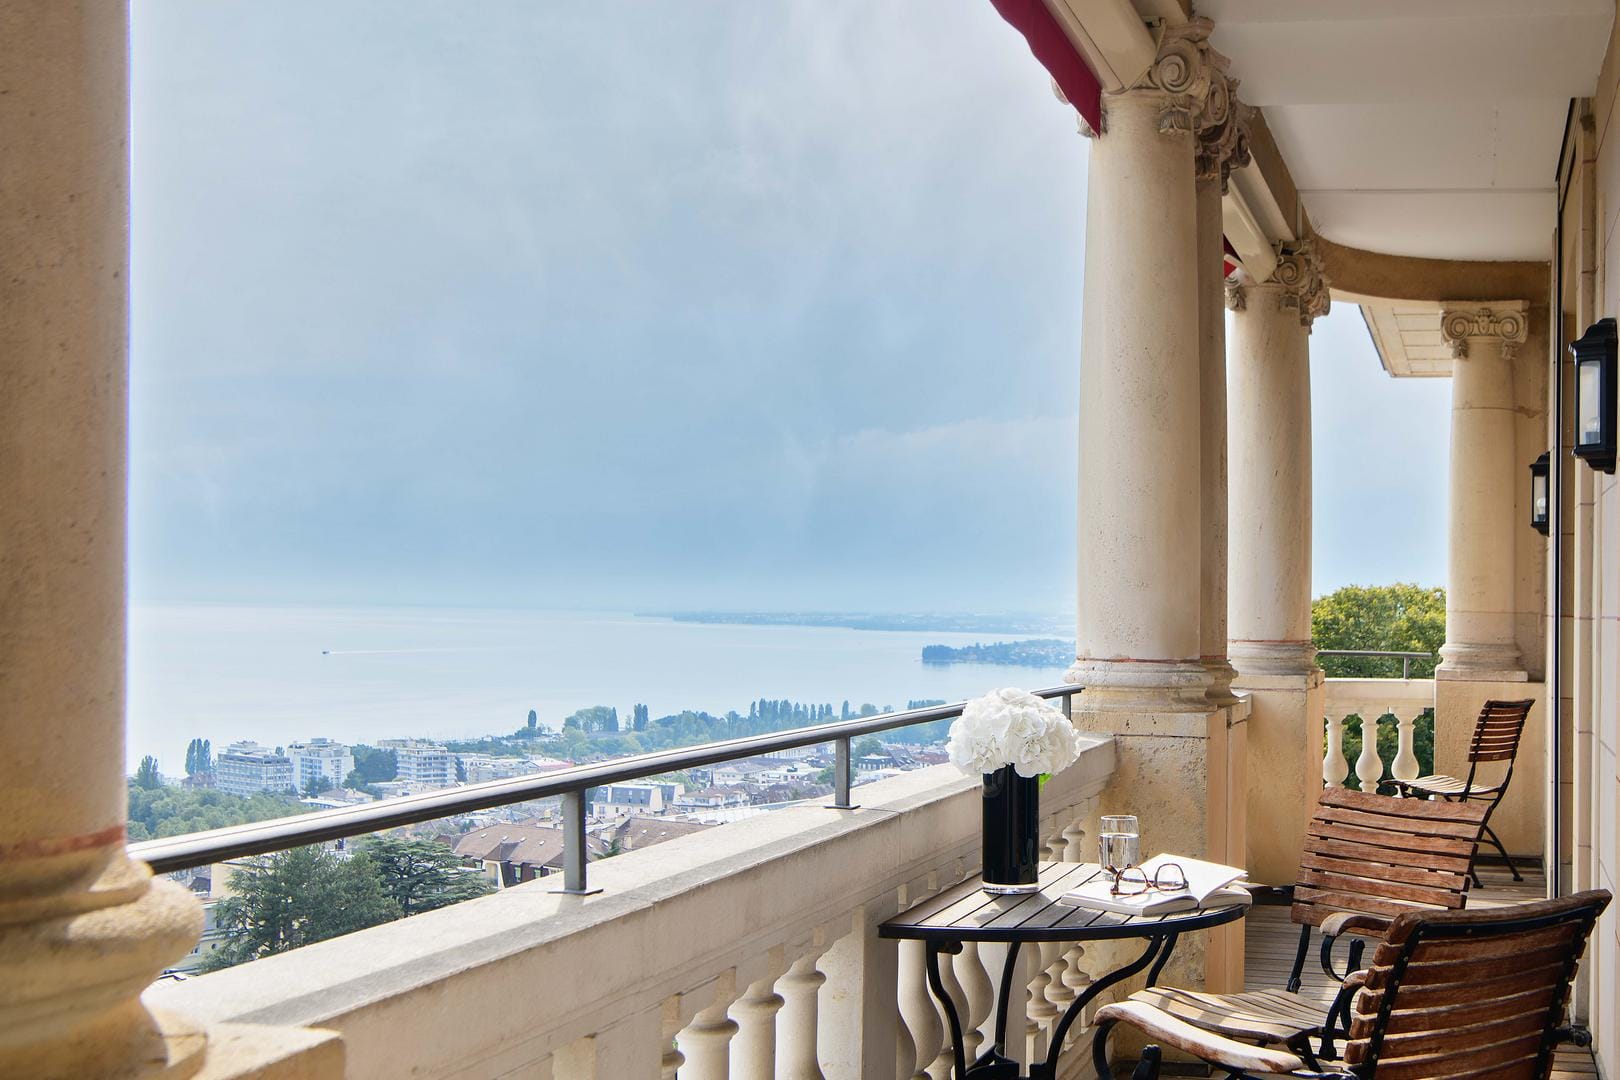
[147,741,1116,1079]
[1322,678,1435,792]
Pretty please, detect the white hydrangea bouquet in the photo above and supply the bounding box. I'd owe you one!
[949,688,1084,893]
[948,687,1084,779]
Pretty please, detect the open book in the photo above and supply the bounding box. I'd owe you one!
[1057,854,1250,917]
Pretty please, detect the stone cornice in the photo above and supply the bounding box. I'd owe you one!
[1439,303,1529,360]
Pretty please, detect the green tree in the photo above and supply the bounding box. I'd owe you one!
[527,709,538,732]
[133,756,163,790]
[348,746,397,784]
[1312,584,1446,678]
[127,786,307,841]
[184,737,213,777]
[202,846,400,970]
[362,836,495,916]
[303,776,334,798]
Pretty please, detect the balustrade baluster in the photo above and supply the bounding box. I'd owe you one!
[929,942,968,1080]
[677,974,740,1080]
[776,952,827,1080]
[1323,714,1348,787]
[730,974,784,1078]
[1355,709,1386,791]
[1392,710,1421,785]
[897,939,940,1080]
[663,995,687,1080]
[955,942,994,1064]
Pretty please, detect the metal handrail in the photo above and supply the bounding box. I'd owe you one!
[1315,649,1434,679]
[131,685,1081,892]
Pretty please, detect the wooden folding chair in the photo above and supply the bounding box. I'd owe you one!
[1093,889,1610,1080]
[1393,698,1534,885]
[1120,788,1488,1062]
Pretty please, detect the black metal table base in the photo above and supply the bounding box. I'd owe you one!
[925,933,1180,1080]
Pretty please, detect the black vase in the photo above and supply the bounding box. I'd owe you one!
[981,765,1041,894]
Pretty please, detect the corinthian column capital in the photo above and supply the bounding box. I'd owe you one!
[1439,302,1529,360]
[1085,17,1235,139]
[1271,241,1330,328]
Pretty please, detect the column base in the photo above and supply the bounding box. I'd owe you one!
[1228,640,1317,677]
[1064,659,1213,713]
[1202,658,1240,705]
[1436,642,1527,682]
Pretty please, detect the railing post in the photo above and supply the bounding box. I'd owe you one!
[552,788,601,895]
[1355,711,1386,792]
[825,737,858,810]
[1323,715,1348,788]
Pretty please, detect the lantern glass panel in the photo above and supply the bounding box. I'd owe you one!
[1533,473,1548,522]
[1578,357,1603,447]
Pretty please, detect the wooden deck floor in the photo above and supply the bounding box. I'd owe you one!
[1238,865,1597,1080]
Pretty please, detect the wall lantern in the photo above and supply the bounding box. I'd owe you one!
[1529,452,1550,535]
[1570,317,1617,474]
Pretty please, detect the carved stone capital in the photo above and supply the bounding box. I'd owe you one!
[1195,85,1252,189]
[1224,282,1246,312]
[1439,303,1528,360]
[1086,17,1234,139]
[1271,242,1330,328]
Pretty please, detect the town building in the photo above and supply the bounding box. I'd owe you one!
[213,741,294,797]
[451,823,606,887]
[586,781,682,820]
[671,786,751,813]
[379,739,456,789]
[284,738,354,793]
[455,754,540,784]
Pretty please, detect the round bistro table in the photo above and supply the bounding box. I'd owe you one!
[879,860,1250,1080]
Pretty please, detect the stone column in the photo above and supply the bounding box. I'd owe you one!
[1196,94,1249,706]
[1,7,337,1076]
[1226,243,1329,886]
[1069,23,1211,714]
[1064,17,1244,991]
[1436,303,1530,682]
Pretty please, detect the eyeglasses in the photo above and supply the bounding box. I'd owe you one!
[1108,861,1189,897]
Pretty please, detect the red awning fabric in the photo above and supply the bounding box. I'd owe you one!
[987,0,1103,134]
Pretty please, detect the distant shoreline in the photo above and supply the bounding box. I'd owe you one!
[650,611,1070,635]
[920,639,1074,667]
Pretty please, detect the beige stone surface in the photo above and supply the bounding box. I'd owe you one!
[1236,674,1326,887]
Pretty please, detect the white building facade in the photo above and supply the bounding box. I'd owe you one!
[214,741,295,797]
[285,738,355,793]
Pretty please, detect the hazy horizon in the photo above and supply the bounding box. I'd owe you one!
[130,1,1451,616]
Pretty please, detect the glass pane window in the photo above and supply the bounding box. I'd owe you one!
[1578,358,1603,446]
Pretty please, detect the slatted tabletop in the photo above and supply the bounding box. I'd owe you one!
[880,861,1250,944]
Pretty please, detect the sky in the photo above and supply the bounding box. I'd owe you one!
[129,1,1450,615]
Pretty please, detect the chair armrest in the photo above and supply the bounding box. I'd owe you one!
[1320,912,1391,940]
[1095,1001,1309,1076]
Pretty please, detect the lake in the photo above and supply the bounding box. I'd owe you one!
[126,605,1074,773]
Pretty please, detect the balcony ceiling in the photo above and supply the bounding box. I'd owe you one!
[1202,0,1613,262]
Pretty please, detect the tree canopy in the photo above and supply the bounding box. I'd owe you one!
[362,836,494,916]
[1312,583,1445,678]
[202,846,400,970]
[133,756,163,790]
[127,785,307,841]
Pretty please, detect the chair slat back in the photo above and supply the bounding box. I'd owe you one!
[1291,789,1487,929]
[1468,699,1534,764]
[1344,891,1609,1080]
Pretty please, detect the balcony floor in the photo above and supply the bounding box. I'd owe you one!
[1239,865,1596,1080]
